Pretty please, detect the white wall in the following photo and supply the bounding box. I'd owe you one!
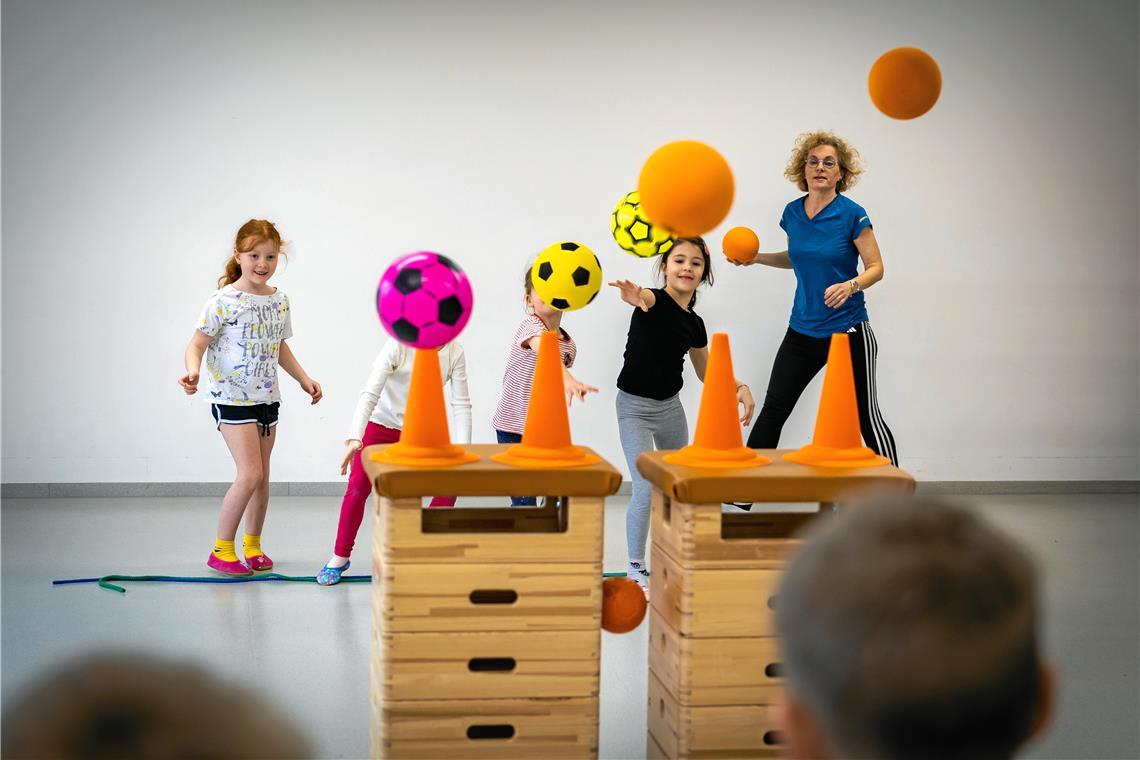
[3,0,1137,483]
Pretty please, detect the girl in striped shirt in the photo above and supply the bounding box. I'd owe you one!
[491,266,598,505]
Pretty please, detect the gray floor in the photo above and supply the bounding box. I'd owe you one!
[2,493,1138,759]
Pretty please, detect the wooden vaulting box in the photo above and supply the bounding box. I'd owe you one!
[364,443,621,760]
[637,449,915,759]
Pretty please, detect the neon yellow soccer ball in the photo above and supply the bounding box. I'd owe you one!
[531,242,603,311]
[611,190,675,258]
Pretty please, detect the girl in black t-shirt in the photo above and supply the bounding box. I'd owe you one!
[608,238,756,596]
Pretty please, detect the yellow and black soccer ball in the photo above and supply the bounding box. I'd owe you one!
[611,190,675,258]
[531,242,602,311]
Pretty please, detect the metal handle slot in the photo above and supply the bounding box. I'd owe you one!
[764,662,785,679]
[468,589,518,605]
[467,657,517,672]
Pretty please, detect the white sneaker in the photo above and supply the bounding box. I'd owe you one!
[627,561,650,600]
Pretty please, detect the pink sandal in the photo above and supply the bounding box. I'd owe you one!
[245,553,274,571]
[207,554,253,576]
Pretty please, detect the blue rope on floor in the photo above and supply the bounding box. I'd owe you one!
[54,570,630,593]
[52,573,373,594]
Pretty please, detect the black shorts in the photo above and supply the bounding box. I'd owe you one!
[211,402,280,436]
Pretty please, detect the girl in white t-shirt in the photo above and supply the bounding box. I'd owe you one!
[315,339,472,586]
[179,219,322,577]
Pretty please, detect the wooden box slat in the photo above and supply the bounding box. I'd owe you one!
[379,561,601,632]
[376,696,599,759]
[650,546,783,638]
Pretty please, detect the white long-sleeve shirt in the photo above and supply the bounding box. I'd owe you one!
[346,340,472,444]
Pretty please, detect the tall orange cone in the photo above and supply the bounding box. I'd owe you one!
[664,333,770,468]
[784,333,890,468]
[370,347,479,467]
[492,330,600,468]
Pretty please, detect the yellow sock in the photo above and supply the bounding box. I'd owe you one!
[213,538,238,562]
[243,533,264,558]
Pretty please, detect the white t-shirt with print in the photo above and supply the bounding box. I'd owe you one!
[196,285,293,405]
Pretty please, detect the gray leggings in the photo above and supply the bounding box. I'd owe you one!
[616,389,689,561]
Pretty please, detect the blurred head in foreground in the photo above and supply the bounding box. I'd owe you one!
[3,651,311,759]
[776,498,1053,760]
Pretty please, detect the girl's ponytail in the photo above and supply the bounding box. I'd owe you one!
[217,256,243,289]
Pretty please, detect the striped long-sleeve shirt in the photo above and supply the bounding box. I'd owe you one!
[491,315,576,435]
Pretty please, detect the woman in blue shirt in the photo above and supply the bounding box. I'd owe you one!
[737,131,898,466]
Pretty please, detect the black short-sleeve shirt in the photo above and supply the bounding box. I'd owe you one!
[616,288,708,400]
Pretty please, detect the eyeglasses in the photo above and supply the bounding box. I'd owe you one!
[805,157,838,169]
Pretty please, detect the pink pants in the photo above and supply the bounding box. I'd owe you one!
[334,422,455,557]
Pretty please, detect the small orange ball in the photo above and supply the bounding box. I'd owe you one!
[638,141,735,237]
[723,226,759,264]
[868,47,942,120]
[601,577,647,634]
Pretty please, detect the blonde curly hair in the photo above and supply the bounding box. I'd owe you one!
[784,131,864,193]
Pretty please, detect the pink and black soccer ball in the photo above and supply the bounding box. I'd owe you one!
[376,252,473,349]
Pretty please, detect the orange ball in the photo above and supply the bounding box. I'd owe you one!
[723,226,759,264]
[868,47,942,120]
[601,577,647,634]
[638,141,734,237]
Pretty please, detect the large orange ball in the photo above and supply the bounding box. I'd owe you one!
[601,577,647,634]
[723,226,759,264]
[638,141,734,237]
[868,47,942,120]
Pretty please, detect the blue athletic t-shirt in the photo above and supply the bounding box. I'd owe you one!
[780,193,872,338]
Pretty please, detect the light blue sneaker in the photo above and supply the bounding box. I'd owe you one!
[316,560,350,586]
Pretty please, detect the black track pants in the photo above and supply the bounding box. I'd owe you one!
[745,322,898,466]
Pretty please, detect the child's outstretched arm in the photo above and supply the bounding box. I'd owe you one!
[178,330,212,394]
[688,346,756,425]
[562,366,598,406]
[278,340,323,404]
[608,280,655,311]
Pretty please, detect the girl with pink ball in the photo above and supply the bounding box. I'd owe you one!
[315,338,471,586]
[316,252,474,586]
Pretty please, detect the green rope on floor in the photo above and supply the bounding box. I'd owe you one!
[56,571,632,593]
[52,573,373,594]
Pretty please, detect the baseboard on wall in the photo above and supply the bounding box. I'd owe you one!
[2,480,1137,498]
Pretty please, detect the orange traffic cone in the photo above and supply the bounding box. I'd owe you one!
[664,333,771,468]
[784,333,890,468]
[370,347,479,467]
[492,330,600,468]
